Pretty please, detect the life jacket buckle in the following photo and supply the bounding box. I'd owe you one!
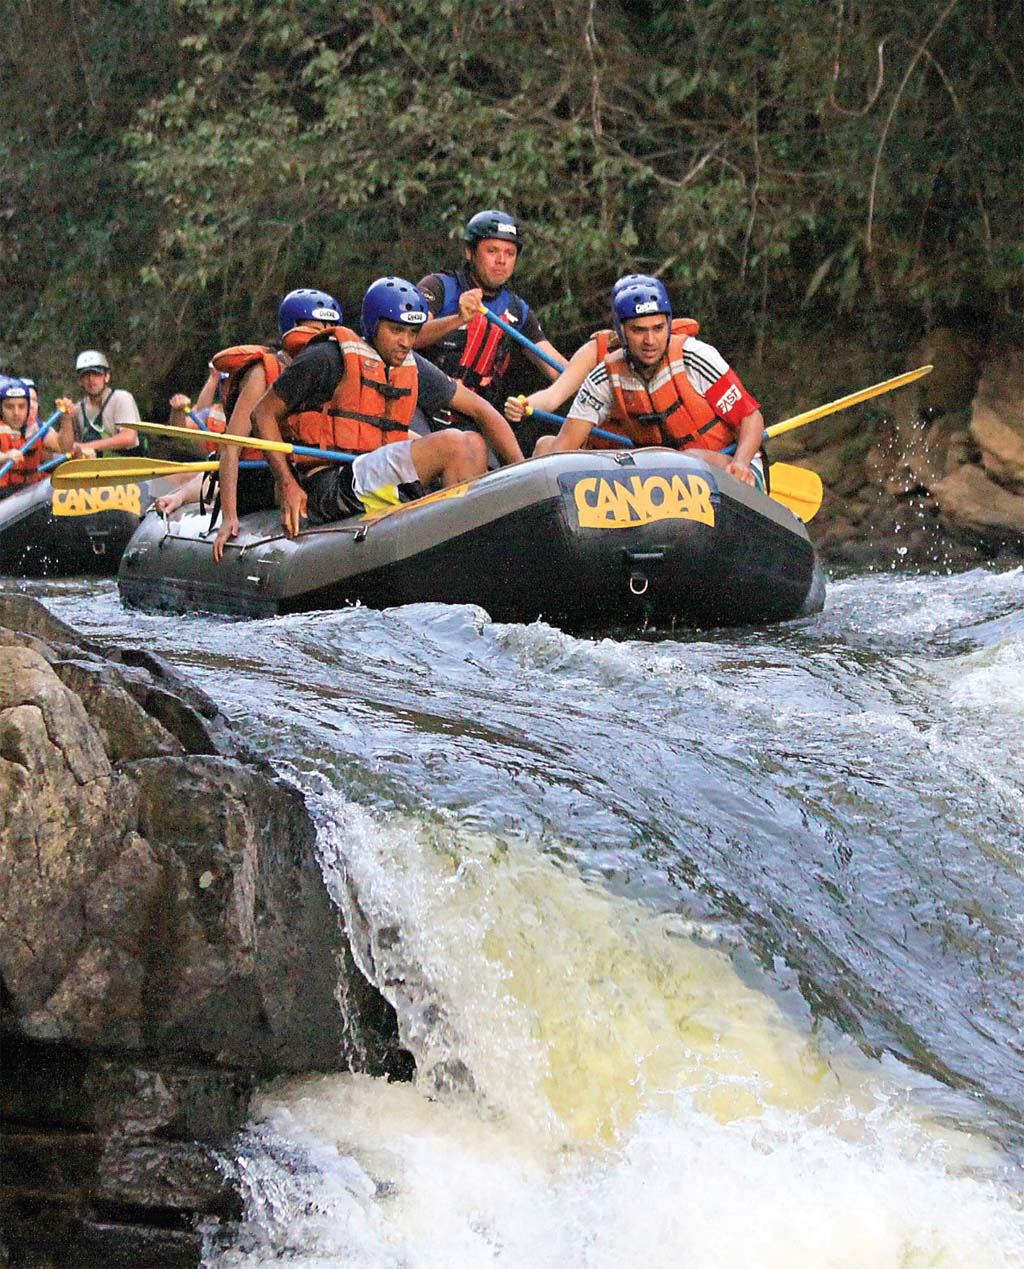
[636,412,667,429]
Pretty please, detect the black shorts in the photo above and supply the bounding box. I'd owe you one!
[200,465,277,518]
[298,465,427,525]
[299,465,365,524]
[235,466,278,516]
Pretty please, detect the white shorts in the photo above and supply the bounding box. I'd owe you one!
[350,440,420,511]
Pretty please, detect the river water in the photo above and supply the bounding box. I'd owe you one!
[19,565,1024,1267]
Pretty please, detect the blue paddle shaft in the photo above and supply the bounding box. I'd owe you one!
[479,308,567,374]
[526,405,632,448]
[0,410,62,480]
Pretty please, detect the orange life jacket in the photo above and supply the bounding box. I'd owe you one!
[604,330,736,452]
[280,326,320,358]
[0,426,44,489]
[280,326,418,457]
[209,345,283,461]
[587,320,700,449]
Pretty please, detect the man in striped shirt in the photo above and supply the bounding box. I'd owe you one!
[543,278,766,489]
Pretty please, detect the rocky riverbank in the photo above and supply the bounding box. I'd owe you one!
[770,330,1024,570]
[0,595,411,1268]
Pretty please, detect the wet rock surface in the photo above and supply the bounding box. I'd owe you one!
[771,330,1023,570]
[0,594,412,1268]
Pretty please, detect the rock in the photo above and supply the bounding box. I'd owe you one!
[911,327,985,416]
[0,596,411,1269]
[930,464,1024,537]
[970,346,1024,489]
[805,327,1023,567]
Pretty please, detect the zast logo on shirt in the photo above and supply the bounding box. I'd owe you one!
[716,384,742,413]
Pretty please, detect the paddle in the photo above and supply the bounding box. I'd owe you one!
[128,420,357,464]
[764,464,823,523]
[478,307,567,373]
[521,403,631,447]
[0,409,62,480]
[757,364,933,441]
[50,457,270,489]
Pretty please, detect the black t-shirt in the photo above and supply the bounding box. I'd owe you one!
[273,342,458,419]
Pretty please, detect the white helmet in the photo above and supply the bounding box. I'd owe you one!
[75,350,111,373]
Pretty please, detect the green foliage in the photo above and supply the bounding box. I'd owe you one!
[1,0,1020,411]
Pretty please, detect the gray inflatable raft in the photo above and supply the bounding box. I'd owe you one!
[118,448,825,631]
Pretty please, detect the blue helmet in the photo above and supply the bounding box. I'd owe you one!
[277,288,342,336]
[361,276,429,342]
[611,278,672,343]
[0,379,29,403]
[611,273,660,300]
[464,209,522,249]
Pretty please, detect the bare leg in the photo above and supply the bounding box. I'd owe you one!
[410,430,488,488]
[533,434,563,457]
[155,472,204,514]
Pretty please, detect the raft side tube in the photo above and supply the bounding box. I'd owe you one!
[118,450,823,629]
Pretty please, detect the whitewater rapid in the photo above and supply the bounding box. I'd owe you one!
[23,565,1024,1267]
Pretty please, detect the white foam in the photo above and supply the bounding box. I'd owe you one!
[210,804,1024,1267]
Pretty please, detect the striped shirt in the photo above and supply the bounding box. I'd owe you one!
[570,337,759,429]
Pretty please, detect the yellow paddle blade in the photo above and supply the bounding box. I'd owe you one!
[51,458,220,488]
[767,462,823,523]
[132,419,295,454]
[767,365,932,441]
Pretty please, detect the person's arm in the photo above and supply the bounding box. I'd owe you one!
[724,410,765,486]
[521,340,566,383]
[449,383,524,465]
[543,369,610,452]
[76,425,137,455]
[213,365,266,561]
[37,404,70,454]
[413,284,483,350]
[193,365,222,413]
[544,416,595,453]
[55,398,77,452]
[505,339,599,421]
[252,387,305,537]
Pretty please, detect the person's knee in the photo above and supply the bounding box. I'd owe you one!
[433,428,485,470]
[533,434,556,457]
[460,430,487,470]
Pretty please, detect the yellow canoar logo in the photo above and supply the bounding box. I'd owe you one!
[52,484,143,518]
[573,473,715,529]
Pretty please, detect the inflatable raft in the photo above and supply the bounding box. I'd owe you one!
[117,449,825,630]
[0,475,157,577]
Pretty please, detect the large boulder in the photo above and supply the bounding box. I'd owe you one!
[0,598,391,1072]
[0,593,410,1268]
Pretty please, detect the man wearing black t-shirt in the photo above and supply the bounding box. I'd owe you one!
[415,210,564,421]
[252,277,523,538]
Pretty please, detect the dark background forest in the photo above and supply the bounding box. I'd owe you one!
[2,0,1021,421]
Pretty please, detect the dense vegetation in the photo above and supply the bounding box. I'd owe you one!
[3,0,1020,413]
